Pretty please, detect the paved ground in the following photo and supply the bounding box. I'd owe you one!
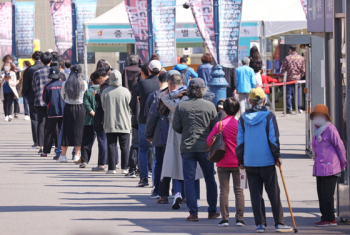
[0,110,349,235]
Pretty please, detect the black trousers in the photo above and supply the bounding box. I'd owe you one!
[106,133,130,170]
[3,92,14,116]
[36,106,47,147]
[81,125,96,164]
[13,98,20,114]
[159,177,172,197]
[317,175,338,221]
[28,102,38,145]
[246,165,284,226]
[128,128,139,172]
[43,117,62,154]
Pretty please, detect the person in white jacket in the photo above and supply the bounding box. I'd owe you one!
[0,62,19,121]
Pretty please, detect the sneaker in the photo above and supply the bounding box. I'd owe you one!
[38,149,43,155]
[256,224,265,233]
[24,115,30,121]
[4,116,9,122]
[121,169,128,174]
[53,156,59,160]
[148,172,152,178]
[218,220,229,227]
[125,171,136,178]
[138,178,149,187]
[172,193,182,210]
[56,155,68,163]
[299,109,304,114]
[236,220,245,227]
[286,110,292,115]
[314,220,337,227]
[92,166,106,172]
[73,155,80,162]
[275,224,293,232]
[40,153,48,157]
[106,170,117,174]
[157,196,169,204]
[151,192,160,199]
[208,211,220,219]
[79,163,88,168]
[74,158,81,165]
[14,114,18,118]
[31,144,39,149]
[8,115,13,121]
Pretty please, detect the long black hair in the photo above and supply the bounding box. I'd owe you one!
[65,64,85,100]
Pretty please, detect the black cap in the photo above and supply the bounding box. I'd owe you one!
[189,78,206,88]
[49,66,60,79]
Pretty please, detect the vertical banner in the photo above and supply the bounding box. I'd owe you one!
[0,3,12,59]
[219,0,243,68]
[190,0,217,64]
[50,0,72,60]
[15,2,35,58]
[76,0,96,64]
[152,0,177,67]
[125,0,149,63]
[300,0,307,16]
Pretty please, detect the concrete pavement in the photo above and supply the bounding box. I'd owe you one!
[0,111,349,235]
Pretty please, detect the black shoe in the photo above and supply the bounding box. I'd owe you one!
[138,178,149,187]
[218,220,229,227]
[286,110,292,114]
[38,149,43,155]
[31,144,39,149]
[53,156,59,160]
[14,114,18,118]
[40,153,48,157]
[236,220,245,227]
[125,171,136,178]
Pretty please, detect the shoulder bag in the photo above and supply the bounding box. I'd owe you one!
[208,121,226,162]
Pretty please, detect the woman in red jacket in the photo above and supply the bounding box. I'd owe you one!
[261,71,279,94]
[207,98,244,227]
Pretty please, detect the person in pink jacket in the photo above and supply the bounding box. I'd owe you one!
[311,104,347,227]
[207,97,244,227]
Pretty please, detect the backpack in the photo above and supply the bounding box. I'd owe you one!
[178,67,189,85]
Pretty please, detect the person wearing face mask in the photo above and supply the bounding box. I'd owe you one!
[0,62,19,121]
[310,104,347,227]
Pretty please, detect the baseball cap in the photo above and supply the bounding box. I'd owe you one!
[189,78,206,88]
[249,87,266,100]
[148,60,162,72]
[49,66,60,79]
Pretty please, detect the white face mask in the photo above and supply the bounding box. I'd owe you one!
[313,116,327,126]
[7,60,12,63]
[301,49,306,53]
[4,66,10,71]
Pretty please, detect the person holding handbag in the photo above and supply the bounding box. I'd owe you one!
[0,62,19,121]
[207,97,245,227]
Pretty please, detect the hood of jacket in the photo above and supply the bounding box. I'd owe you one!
[109,70,122,87]
[174,64,188,71]
[242,106,270,126]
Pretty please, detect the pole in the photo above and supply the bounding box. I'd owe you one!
[294,82,299,115]
[71,0,77,64]
[11,0,17,66]
[213,0,220,64]
[271,83,275,113]
[147,0,153,60]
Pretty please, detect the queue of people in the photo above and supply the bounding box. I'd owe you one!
[1,50,346,233]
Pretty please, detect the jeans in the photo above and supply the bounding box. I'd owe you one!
[138,123,151,179]
[218,167,245,221]
[173,179,200,199]
[153,146,165,194]
[96,129,108,166]
[3,92,14,116]
[238,93,251,115]
[286,84,301,111]
[23,96,29,115]
[106,133,130,170]
[317,175,338,221]
[181,152,218,215]
[43,117,62,154]
[28,102,38,145]
[246,165,284,226]
[128,128,139,172]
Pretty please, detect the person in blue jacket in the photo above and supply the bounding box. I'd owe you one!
[235,57,256,115]
[236,88,293,233]
[172,56,198,85]
[42,66,65,157]
[197,53,213,86]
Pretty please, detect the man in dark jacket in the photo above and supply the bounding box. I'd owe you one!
[173,78,219,222]
[22,51,43,148]
[42,66,65,157]
[122,54,141,91]
[137,60,161,187]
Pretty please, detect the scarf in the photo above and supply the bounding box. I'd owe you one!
[314,122,330,142]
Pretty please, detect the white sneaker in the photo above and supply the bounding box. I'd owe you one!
[56,155,68,163]
[8,115,13,122]
[121,169,128,174]
[24,115,30,121]
[275,224,293,232]
[106,170,117,174]
[73,155,80,162]
[172,192,182,210]
[4,116,9,122]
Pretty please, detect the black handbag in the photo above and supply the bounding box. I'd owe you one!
[208,121,226,162]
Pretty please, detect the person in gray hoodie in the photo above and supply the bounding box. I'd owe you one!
[101,69,132,174]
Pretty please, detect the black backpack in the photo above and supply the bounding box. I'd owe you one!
[178,67,189,85]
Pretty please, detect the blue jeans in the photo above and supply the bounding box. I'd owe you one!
[96,129,107,166]
[182,152,218,215]
[56,123,76,156]
[138,123,151,179]
[23,96,29,116]
[286,84,301,111]
[173,179,200,200]
[153,146,165,194]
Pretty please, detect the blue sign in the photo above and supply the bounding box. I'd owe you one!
[15,2,35,58]
[76,0,97,64]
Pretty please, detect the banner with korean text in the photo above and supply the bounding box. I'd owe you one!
[50,0,72,60]
[0,3,12,59]
[152,0,176,67]
[76,0,96,64]
[190,0,217,63]
[125,0,148,63]
[15,2,35,58]
[219,0,243,68]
